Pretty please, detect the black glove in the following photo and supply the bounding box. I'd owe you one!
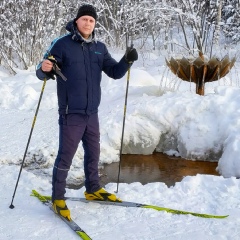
[125,47,138,63]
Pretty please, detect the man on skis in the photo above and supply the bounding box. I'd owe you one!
[36,4,138,220]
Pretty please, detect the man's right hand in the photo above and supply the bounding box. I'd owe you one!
[41,59,53,72]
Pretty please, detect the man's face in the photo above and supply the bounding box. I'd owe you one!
[75,15,95,39]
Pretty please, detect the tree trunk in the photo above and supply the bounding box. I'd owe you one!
[214,0,222,47]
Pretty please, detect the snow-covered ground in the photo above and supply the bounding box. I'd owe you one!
[2,165,240,240]
[1,51,240,239]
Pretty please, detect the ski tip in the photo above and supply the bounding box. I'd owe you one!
[213,215,229,219]
[191,213,229,219]
[77,231,92,240]
[142,205,229,219]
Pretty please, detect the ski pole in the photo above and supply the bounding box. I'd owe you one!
[9,78,47,209]
[115,44,133,193]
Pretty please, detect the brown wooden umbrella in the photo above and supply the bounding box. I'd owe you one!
[166,54,236,95]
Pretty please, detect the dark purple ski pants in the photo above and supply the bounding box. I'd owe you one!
[52,113,101,201]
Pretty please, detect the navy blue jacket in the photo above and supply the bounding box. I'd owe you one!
[36,20,130,115]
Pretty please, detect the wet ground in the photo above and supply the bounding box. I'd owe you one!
[99,152,219,187]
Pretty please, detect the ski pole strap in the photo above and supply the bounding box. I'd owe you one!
[48,55,67,81]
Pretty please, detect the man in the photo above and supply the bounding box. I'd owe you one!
[36,4,138,221]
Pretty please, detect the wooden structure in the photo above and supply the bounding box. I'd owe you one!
[166,54,236,95]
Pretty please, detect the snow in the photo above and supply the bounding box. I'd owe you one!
[1,52,240,239]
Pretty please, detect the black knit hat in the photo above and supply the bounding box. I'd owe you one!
[75,4,97,21]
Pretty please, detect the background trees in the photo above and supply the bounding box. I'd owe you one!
[0,0,64,73]
[0,0,239,74]
[222,0,240,44]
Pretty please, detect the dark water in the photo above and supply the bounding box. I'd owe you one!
[99,152,219,187]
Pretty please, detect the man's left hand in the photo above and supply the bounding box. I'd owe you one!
[125,47,138,63]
